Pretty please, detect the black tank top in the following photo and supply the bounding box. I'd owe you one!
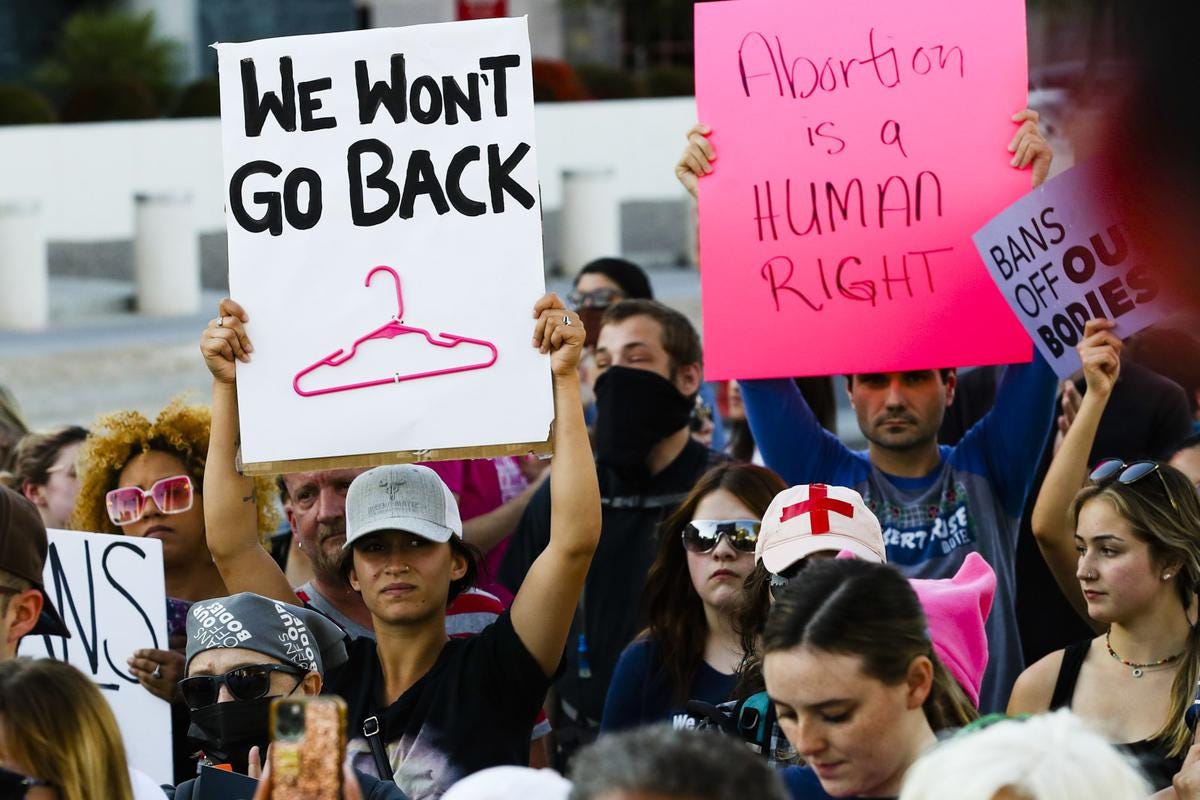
[1050,640,1183,791]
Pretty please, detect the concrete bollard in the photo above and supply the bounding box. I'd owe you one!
[134,192,200,316]
[561,167,620,275]
[0,200,49,330]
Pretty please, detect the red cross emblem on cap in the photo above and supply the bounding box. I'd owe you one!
[780,484,855,534]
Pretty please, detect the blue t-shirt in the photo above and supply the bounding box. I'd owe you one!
[600,638,737,732]
[781,766,893,800]
[741,357,1057,713]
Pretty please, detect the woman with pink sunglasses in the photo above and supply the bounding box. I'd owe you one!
[71,396,278,783]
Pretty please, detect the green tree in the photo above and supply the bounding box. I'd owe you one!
[37,9,181,115]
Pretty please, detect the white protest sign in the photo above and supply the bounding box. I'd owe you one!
[216,19,552,469]
[18,530,171,785]
[972,160,1171,379]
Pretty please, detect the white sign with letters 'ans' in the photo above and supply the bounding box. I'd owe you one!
[216,18,552,465]
[972,160,1172,379]
[18,530,171,785]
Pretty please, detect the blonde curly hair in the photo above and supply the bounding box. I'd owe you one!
[71,396,278,540]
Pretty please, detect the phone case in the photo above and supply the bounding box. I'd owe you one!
[269,695,347,800]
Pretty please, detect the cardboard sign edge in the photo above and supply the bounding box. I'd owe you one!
[240,436,554,476]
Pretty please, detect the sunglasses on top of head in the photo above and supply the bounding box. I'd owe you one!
[681,519,761,554]
[1089,458,1179,513]
[0,766,52,800]
[105,474,194,526]
[178,663,307,710]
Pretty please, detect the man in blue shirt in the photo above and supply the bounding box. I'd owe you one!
[740,361,1056,713]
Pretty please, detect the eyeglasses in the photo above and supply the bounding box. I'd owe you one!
[105,474,194,526]
[566,288,624,311]
[681,519,761,554]
[1089,458,1179,513]
[178,663,306,710]
[0,766,53,799]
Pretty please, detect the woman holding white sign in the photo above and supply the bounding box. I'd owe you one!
[201,292,600,798]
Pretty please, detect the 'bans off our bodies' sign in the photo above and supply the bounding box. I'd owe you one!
[216,19,552,470]
[973,161,1170,379]
[695,0,1033,380]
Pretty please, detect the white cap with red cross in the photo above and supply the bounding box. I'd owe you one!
[755,484,885,574]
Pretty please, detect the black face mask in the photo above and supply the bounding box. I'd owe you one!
[593,366,694,486]
[187,697,274,775]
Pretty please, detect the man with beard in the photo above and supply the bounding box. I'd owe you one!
[674,106,1061,716]
[738,357,1058,715]
[172,592,406,798]
[499,298,722,765]
[279,469,375,639]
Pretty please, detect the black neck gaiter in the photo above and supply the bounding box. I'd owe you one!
[593,366,693,486]
[187,697,274,775]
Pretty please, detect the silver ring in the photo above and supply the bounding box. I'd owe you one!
[152,665,163,679]
[216,316,224,328]
[562,315,571,326]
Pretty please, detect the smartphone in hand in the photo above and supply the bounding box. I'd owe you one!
[269,696,346,800]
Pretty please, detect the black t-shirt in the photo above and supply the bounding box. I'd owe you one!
[498,438,721,725]
[325,611,552,800]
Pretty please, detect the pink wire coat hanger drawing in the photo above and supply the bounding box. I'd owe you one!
[292,265,498,398]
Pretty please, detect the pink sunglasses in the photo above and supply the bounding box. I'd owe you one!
[106,474,194,526]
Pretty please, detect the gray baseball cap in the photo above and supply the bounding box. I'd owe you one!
[344,464,463,548]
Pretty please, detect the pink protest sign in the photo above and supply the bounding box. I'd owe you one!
[695,0,1033,380]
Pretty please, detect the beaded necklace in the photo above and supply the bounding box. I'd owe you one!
[1106,630,1185,678]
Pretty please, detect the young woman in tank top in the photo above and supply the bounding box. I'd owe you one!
[1009,456,1200,790]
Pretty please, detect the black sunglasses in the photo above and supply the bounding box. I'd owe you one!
[681,519,761,554]
[178,663,306,710]
[0,766,52,800]
[1089,458,1179,513]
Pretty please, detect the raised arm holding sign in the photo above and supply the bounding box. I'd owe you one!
[201,287,600,792]
[683,0,1060,714]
